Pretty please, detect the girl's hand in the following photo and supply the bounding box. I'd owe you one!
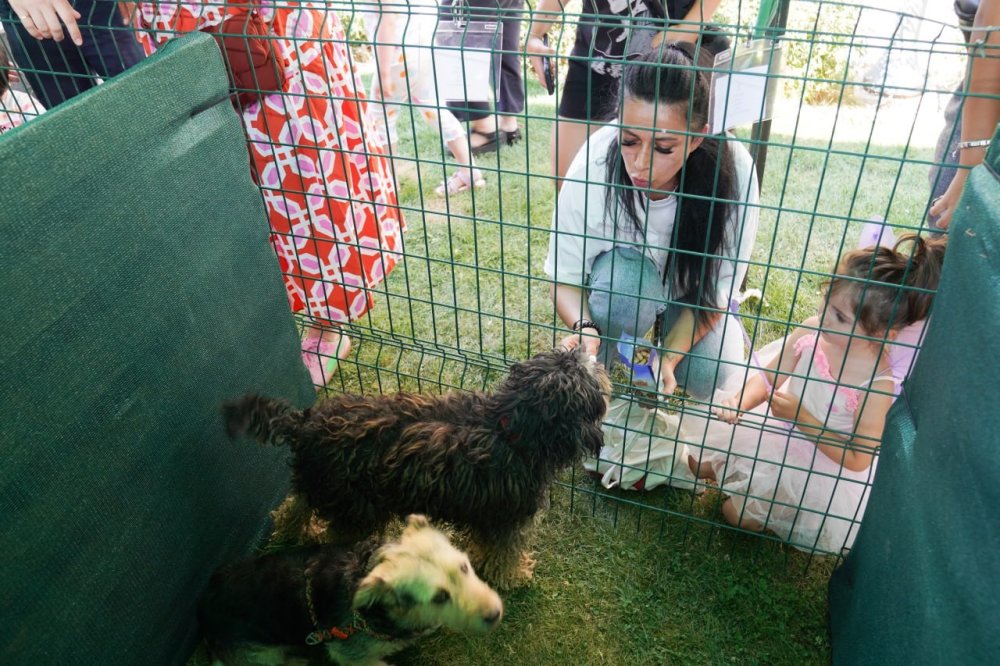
[712,396,741,424]
[768,391,801,422]
[559,329,601,357]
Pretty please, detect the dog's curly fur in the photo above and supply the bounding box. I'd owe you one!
[200,515,502,665]
[224,347,610,588]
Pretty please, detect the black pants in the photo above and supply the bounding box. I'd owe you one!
[440,0,525,121]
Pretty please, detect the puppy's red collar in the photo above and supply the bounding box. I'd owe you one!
[498,414,520,443]
[303,572,393,645]
[305,612,389,645]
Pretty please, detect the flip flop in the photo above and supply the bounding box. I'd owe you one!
[504,128,522,144]
[434,169,486,196]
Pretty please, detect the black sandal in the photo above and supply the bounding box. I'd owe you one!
[504,128,522,145]
[469,129,501,155]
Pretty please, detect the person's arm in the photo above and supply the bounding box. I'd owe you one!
[8,0,83,45]
[770,381,891,472]
[545,143,605,356]
[525,0,567,88]
[652,0,723,47]
[551,283,602,356]
[658,307,711,396]
[714,324,810,422]
[929,0,1000,229]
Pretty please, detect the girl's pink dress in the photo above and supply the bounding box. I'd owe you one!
[690,334,897,553]
[137,2,405,324]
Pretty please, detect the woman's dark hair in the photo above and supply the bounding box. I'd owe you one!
[604,40,738,324]
[830,233,947,335]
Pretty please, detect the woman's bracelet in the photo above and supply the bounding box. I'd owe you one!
[571,319,602,336]
[958,138,991,150]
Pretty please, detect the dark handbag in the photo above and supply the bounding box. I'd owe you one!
[203,1,282,108]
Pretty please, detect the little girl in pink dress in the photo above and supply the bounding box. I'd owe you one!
[686,233,946,553]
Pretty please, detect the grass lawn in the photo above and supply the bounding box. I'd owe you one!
[227,69,933,663]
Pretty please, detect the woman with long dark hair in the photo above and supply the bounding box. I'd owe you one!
[544,41,760,400]
[526,0,726,188]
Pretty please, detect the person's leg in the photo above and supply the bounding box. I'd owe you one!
[78,0,144,80]
[550,117,604,184]
[721,497,764,531]
[586,247,665,368]
[427,101,486,195]
[688,454,717,481]
[553,58,619,187]
[660,303,746,401]
[493,0,523,125]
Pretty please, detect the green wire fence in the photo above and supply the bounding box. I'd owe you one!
[0,0,983,558]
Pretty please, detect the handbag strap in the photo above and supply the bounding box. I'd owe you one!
[452,0,470,28]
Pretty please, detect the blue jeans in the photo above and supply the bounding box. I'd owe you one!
[0,0,145,108]
[586,247,746,400]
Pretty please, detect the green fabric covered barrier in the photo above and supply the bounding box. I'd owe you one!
[0,32,313,664]
[828,124,1000,662]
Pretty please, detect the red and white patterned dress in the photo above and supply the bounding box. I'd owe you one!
[137,1,405,324]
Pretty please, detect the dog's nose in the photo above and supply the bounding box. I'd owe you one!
[483,608,502,626]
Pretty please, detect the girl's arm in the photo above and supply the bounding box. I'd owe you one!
[551,283,601,357]
[773,380,893,472]
[714,324,809,422]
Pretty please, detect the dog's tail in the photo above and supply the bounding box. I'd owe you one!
[222,394,303,448]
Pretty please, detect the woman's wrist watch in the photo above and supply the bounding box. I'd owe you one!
[571,319,602,336]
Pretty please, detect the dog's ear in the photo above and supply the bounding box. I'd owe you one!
[581,422,605,457]
[353,574,395,611]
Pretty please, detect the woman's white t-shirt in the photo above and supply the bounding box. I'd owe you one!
[543,123,760,308]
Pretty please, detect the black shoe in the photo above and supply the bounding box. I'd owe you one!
[504,128,522,145]
[469,129,501,155]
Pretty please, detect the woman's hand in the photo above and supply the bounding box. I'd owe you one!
[928,169,968,230]
[525,34,556,89]
[558,328,601,357]
[712,395,741,423]
[657,352,681,397]
[9,0,83,45]
[768,391,801,422]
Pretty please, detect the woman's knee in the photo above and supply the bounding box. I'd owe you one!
[587,248,663,339]
[673,316,744,399]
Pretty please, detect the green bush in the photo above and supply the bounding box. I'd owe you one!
[782,1,864,104]
[719,0,864,105]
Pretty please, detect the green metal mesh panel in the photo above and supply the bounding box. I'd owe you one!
[827,126,1000,665]
[2,0,998,661]
[0,32,313,664]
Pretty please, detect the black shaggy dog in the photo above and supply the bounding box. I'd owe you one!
[224,347,610,588]
[200,514,502,665]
